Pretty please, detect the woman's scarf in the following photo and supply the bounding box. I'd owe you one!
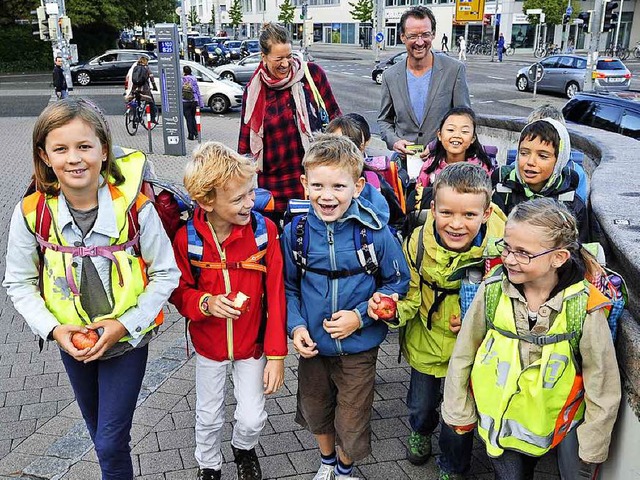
[243,54,312,170]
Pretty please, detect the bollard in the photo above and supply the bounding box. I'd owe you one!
[145,103,153,154]
[196,105,201,143]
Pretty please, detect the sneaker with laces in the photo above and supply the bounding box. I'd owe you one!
[438,471,465,480]
[312,464,335,480]
[196,468,221,480]
[232,445,262,480]
[407,431,431,465]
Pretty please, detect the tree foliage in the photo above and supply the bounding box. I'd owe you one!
[522,0,578,26]
[229,0,243,27]
[278,0,295,25]
[349,0,373,23]
[188,6,200,26]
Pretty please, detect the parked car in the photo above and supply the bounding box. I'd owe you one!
[213,52,262,84]
[203,42,231,66]
[563,91,640,140]
[146,60,243,114]
[516,55,631,99]
[240,39,260,57]
[371,52,407,84]
[71,49,156,86]
[224,40,243,59]
[188,36,213,62]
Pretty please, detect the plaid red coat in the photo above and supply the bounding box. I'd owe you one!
[238,62,341,212]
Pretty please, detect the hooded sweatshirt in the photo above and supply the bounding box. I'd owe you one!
[283,183,410,356]
[491,117,589,242]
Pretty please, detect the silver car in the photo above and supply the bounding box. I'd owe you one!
[213,53,262,84]
[516,55,631,99]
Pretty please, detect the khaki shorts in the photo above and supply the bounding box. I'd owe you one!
[295,347,378,461]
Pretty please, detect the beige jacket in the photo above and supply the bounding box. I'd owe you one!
[441,278,621,464]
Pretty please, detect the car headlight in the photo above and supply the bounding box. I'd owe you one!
[195,48,201,54]
[226,53,230,58]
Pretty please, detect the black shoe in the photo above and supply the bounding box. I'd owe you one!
[196,468,221,480]
[232,445,262,480]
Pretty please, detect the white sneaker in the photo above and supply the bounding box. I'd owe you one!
[312,464,335,480]
[335,473,360,480]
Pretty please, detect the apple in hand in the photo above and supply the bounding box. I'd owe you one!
[372,295,397,322]
[227,291,250,313]
[71,330,99,350]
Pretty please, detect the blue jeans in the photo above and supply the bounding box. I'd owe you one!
[498,47,504,62]
[60,345,148,480]
[437,422,474,475]
[406,368,441,435]
[57,89,68,99]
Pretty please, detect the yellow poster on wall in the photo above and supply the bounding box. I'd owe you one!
[455,0,486,22]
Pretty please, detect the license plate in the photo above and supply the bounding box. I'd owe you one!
[608,77,626,83]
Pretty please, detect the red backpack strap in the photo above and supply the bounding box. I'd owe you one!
[34,193,52,243]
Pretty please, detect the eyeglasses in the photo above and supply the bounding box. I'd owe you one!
[494,239,566,265]
[404,32,434,41]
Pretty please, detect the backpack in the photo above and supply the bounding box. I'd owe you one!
[132,65,148,87]
[363,154,408,233]
[303,63,329,131]
[182,80,195,101]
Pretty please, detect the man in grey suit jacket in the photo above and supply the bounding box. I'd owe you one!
[378,6,470,159]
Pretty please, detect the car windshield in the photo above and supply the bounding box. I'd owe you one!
[597,59,625,70]
[226,41,241,48]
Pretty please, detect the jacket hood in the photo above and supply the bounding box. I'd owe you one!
[515,117,571,195]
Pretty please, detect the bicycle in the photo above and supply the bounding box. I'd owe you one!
[634,42,640,59]
[505,42,516,56]
[125,91,160,136]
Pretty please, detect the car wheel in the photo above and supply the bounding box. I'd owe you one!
[76,72,91,86]
[209,94,230,114]
[565,81,580,99]
[374,71,383,85]
[221,72,235,82]
[516,75,529,92]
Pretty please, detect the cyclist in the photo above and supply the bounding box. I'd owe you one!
[125,56,157,123]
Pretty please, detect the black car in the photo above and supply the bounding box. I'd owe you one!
[563,91,640,140]
[188,36,213,62]
[70,49,157,86]
[371,52,407,84]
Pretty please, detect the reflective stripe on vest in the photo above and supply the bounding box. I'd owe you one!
[471,280,587,458]
[22,149,162,340]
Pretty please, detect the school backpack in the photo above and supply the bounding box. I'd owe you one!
[363,154,408,233]
[132,65,148,87]
[182,80,195,101]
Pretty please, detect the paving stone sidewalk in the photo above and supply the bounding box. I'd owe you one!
[0,102,560,479]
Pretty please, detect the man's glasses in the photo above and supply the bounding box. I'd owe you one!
[404,32,434,41]
[494,239,566,265]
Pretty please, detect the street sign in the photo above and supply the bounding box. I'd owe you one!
[566,6,573,16]
[496,13,501,26]
[455,0,486,22]
[375,32,384,43]
[528,63,545,82]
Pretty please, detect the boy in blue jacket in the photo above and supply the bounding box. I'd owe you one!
[283,134,410,480]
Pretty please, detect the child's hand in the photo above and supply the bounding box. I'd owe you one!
[52,324,93,360]
[81,319,127,363]
[263,359,285,394]
[323,310,360,339]
[367,292,399,321]
[206,294,241,320]
[292,328,318,358]
[449,314,462,334]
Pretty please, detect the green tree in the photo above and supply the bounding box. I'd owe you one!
[0,0,39,25]
[278,0,295,25]
[188,6,200,26]
[522,0,577,25]
[229,0,243,39]
[349,0,373,23]
[210,4,216,31]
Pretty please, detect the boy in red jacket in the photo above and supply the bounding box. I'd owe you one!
[170,142,287,480]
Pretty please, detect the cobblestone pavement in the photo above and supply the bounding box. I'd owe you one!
[0,93,561,479]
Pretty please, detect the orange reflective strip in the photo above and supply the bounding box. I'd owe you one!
[22,192,41,216]
[551,373,584,448]
[155,310,164,326]
[135,192,150,211]
[108,183,124,200]
[389,162,406,213]
[587,283,611,313]
[190,260,267,274]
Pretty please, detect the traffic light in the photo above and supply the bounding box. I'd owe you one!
[578,11,592,34]
[300,3,308,20]
[32,6,49,41]
[602,0,619,32]
[60,16,73,40]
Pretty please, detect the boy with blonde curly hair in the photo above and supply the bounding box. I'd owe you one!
[170,142,287,480]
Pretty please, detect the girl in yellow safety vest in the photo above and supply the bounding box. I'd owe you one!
[3,99,180,480]
[441,198,621,480]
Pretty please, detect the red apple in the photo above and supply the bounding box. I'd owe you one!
[227,291,250,313]
[372,295,397,321]
[71,330,99,350]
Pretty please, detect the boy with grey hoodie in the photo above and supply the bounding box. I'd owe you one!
[491,118,589,242]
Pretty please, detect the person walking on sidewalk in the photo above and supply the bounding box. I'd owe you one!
[52,56,68,99]
[182,65,204,140]
[497,33,505,62]
[458,36,467,61]
[441,33,449,53]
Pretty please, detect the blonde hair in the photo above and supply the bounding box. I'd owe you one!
[302,133,364,182]
[32,98,122,195]
[184,142,256,205]
[432,162,492,209]
[508,198,578,249]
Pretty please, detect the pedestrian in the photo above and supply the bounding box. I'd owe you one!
[497,32,505,62]
[238,22,341,220]
[52,56,68,99]
[126,56,158,123]
[441,32,449,53]
[181,65,204,140]
[442,197,621,480]
[3,98,180,480]
[284,134,410,480]
[378,6,471,159]
[170,142,287,480]
[458,36,467,61]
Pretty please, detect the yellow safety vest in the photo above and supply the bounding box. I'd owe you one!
[21,149,162,341]
[471,278,588,458]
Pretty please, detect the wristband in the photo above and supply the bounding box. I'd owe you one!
[200,294,213,316]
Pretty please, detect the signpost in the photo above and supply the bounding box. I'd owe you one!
[155,23,186,156]
[528,63,545,99]
[375,32,384,43]
[455,0,487,22]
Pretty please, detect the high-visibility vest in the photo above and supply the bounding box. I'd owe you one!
[471,276,589,458]
[21,149,162,341]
